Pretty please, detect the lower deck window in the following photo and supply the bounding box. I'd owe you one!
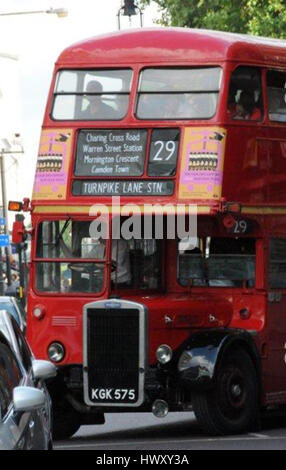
[269,238,286,288]
[178,237,256,287]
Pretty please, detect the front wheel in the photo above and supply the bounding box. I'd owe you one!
[192,349,258,436]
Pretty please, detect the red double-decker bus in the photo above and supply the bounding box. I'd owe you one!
[12,28,286,438]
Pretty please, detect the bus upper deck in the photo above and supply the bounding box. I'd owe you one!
[32,28,286,214]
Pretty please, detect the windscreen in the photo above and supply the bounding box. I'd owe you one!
[35,219,162,293]
[35,220,106,294]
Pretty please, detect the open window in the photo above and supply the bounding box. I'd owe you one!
[227,66,263,121]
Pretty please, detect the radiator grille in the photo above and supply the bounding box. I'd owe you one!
[86,307,140,404]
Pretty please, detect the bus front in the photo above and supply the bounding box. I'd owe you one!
[25,29,264,439]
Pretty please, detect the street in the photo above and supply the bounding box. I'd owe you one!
[54,411,286,450]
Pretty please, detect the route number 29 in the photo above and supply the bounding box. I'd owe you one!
[233,220,248,233]
[152,140,176,161]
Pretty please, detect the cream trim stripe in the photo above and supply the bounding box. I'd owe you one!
[33,205,213,215]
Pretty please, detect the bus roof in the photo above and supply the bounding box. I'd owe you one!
[57,27,286,67]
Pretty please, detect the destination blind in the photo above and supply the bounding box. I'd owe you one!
[75,129,147,176]
[72,180,174,196]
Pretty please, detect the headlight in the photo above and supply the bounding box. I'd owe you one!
[156,344,173,364]
[48,342,65,363]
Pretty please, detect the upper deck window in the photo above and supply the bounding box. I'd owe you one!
[136,67,222,120]
[228,66,263,121]
[52,69,132,121]
[267,70,286,123]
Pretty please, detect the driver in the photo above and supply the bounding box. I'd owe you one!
[111,238,131,288]
[83,237,131,288]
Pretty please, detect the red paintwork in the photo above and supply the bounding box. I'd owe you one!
[56,28,286,67]
[27,28,286,407]
[27,289,234,365]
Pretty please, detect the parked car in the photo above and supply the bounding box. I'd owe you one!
[0,296,26,332]
[0,310,56,450]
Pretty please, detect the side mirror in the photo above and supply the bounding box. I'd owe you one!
[13,386,45,412]
[32,359,57,381]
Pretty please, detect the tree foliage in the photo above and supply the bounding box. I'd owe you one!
[140,0,286,38]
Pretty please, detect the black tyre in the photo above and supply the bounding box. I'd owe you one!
[192,349,258,436]
[52,401,81,440]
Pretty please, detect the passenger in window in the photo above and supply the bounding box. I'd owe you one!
[233,91,262,121]
[81,80,115,119]
[162,96,182,118]
[178,93,209,119]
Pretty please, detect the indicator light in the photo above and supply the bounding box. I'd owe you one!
[8,200,23,211]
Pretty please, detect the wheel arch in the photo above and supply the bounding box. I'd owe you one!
[176,328,262,398]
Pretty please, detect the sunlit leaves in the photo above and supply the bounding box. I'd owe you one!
[139,0,286,38]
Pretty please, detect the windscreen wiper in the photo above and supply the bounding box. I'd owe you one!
[54,217,71,247]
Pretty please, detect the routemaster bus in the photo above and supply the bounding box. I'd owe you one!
[11,27,286,439]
